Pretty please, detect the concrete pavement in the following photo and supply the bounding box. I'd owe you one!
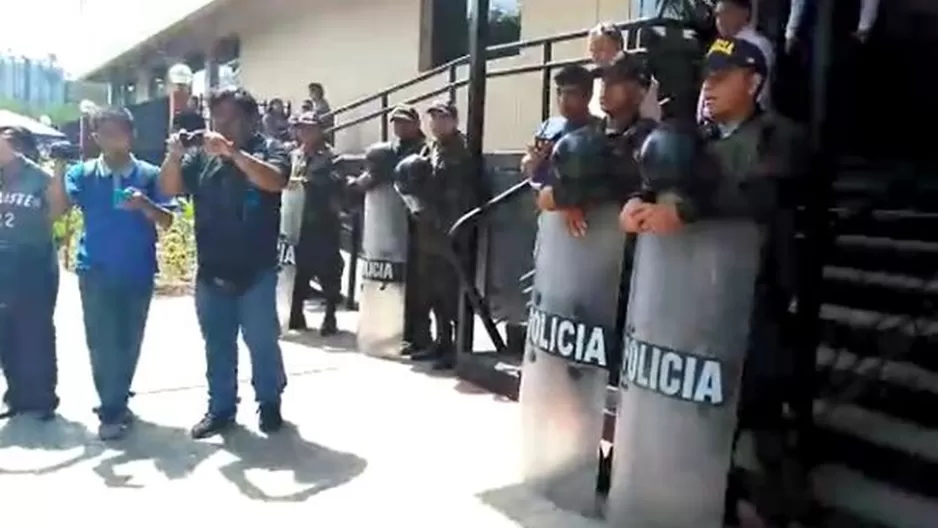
[0,272,603,527]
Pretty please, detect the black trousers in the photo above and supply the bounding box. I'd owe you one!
[289,219,343,324]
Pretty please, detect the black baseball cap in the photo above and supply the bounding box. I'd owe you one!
[389,105,419,123]
[704,37,767,77]
[427,100,458,119]
[600,52,651,88]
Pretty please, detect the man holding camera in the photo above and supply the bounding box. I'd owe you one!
[160,87,291,439]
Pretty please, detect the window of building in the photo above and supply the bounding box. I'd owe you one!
[421,0,522,71]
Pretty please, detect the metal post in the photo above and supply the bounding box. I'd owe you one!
[448,64,458,103]
[380,94,390,142]
[456,0,490,364]
[540,42,553,121]
[793,0,835,460]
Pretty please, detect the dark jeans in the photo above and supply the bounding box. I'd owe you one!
[0,264,59,413]
[79,270,153,423]
[195,269,286,417]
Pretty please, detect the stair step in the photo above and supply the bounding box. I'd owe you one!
[812,464,938,528]
[815,402,938,498]
[829,236,938,276]
[816,347,938,429]
[827,209,938,240]
[818,304,938,371]
[821,266,938,313]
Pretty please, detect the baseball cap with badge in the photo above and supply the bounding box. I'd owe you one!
[704,37,767,77]
[426,100,458,119]
[389,104,419,123]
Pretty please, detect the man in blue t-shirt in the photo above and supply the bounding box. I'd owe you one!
[64,107,175,440]
[0,126,69,421]
[160,87,291,439]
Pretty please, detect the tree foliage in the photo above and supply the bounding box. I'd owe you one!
[0,97,81,125]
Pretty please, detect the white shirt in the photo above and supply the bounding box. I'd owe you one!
[696,26,775,122]
[589,76,662,122]
[786,0,880,41]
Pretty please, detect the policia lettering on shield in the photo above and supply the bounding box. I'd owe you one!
[517,55,656,516]
[610,37,809,528]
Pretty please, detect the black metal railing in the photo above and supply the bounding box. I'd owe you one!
[324,16,690,344]
[321,17,685,141]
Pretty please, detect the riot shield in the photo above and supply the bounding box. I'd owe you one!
[519,203,624,517]
[356,182,409,357]
[607,221,763,528]
[276,183,306,330]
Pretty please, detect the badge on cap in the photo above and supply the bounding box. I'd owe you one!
[709,39,735,56]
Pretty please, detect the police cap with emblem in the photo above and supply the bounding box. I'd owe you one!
[426,99,458,120]
[389,104,420,123]
[704,37,767,77]
[600,52,652,89]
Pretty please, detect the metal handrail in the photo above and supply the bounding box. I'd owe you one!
[322,16,687,134]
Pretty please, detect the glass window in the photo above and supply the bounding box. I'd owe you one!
[424,0,522,70]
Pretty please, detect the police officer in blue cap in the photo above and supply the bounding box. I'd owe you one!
[621,36,810,526]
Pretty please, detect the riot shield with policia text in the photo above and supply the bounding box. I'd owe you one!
[519,123,627,517]
[608,124,762,528]
[276,177,306,331]
[354,142,410,358]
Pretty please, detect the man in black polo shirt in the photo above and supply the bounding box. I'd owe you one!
[160,87,291,439]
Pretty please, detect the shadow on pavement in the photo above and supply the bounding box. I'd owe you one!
[477,482,604,528]
[280,328,357,353]
[218,423,367,502]
[91,418,220,488]
[0,414,105,475]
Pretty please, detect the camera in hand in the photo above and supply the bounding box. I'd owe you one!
[179,129,206,148]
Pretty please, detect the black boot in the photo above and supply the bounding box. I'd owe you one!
[410,343,440,362]
[288,311,308,331]
[320,304,338,337]
[431,341,455,370]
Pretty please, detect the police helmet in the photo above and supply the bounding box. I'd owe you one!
[636,122,703,193]
[394,153,433,195]
[363,141,396,180]
[550,124,607,183]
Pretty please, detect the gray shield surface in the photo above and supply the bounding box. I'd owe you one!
[519,203,625,517]
[276,184,306,330]
[607,220,763,528]
[357,182,409,358]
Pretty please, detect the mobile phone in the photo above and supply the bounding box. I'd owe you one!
[179,129,206,148]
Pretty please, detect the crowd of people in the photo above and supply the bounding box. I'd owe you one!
[0,1,879,523]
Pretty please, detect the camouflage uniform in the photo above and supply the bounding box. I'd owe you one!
[288,142,345,333]
[407,129,474,364]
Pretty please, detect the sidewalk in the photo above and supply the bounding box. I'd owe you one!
[0,272,603,527]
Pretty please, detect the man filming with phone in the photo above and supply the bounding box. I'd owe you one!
[160,87,291,440]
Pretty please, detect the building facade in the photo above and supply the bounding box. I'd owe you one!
[0,53,67,108]
[76,0,640,152]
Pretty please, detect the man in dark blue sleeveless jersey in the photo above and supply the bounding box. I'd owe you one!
[64,108,175,440]
[161,87,292,439]
[0,126,70,421]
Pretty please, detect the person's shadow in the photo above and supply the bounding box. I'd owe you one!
[91,418,220,488]
[218,423,367,502]
[0,414,104,475]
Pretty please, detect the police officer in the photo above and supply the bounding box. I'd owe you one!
[402,100,474,370]
[287,112,344,336]
[385,105,430,356]
[622,37,808,526]
[0,126,69,420]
